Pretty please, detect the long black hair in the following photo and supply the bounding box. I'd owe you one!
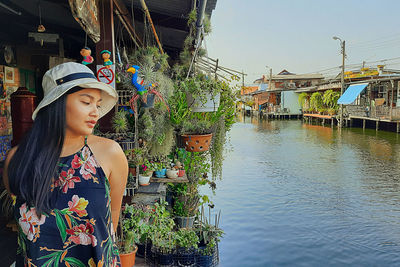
[8,87,82,215]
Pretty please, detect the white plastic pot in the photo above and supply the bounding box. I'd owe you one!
[186,92,220,112]
[139,175,151,186]
[166,169,179,179]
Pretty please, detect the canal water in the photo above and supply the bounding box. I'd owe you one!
[209,116,400,266]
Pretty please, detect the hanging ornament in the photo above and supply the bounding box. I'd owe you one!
[100,50,113,68]
[80,47,93,65]
[37,0,45,32]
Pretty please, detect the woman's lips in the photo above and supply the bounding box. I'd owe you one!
[86,120,97,128]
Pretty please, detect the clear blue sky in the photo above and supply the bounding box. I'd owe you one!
[206,0,400,84]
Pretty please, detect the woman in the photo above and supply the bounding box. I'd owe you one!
[3,62,128,266]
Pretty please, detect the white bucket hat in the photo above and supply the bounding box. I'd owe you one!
[32,62,118,120]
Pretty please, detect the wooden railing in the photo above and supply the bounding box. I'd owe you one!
[346,105,400,120]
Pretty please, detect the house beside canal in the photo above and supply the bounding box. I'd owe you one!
[338,66,400,130]
[251,70,324,115]
[296,65,400,131]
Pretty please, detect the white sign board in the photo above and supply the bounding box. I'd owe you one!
[96,64,115,89]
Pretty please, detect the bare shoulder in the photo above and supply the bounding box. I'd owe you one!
[88,135,121,153]
[87,135,127,178]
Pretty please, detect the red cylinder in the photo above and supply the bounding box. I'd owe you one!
[10,87,37,146]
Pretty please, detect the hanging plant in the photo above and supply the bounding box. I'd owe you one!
[209,117,225,181]
[310,92,324,112]
[322,89,340,111]
[112,110,129,133]
[298,92,309,110]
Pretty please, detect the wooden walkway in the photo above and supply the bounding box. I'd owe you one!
[303,113,334,119]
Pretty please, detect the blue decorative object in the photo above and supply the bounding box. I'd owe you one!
[154,168,167,178]
[126,65,155,95]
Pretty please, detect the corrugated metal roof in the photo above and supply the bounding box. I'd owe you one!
[128,0,217,18]
[126,0,218,55]
[272,74,324,80]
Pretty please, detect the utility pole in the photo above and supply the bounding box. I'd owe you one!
[242,70,245,87]
[340,41,345,128]
[333,36,346,128]
[269,68,272,90]
[214,59,219,79]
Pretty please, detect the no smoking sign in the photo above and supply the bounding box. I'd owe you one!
[96,65,115,89]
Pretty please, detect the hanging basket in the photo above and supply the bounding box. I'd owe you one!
[181,133,213,152]
[141,93,155,108]
[186,92,220,112]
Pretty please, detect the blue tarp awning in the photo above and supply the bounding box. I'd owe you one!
[337,83,368,104]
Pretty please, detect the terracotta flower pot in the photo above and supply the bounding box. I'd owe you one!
[129,167,136,176]
[120,245,138,267]
[178,169,185,177]
[181,133,213,152]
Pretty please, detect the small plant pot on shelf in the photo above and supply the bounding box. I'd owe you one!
[139,175,151,186]
[175,248,196,266]
[120,245,138,267]
[154,168,167,178]
[166,169,179,179]
[178,169,185,177]
[181,133,213,152]
[175,215,195,228]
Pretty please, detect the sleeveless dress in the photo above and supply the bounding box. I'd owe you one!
[13,137,121,267]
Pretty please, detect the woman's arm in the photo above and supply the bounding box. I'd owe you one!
[104,141,128,233]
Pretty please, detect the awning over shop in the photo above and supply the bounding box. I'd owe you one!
[337,83,368,104]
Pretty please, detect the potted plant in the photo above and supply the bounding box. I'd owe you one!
[151,231,176,265]
[138,159,153,186]
[166,168,179,179]
[180,116,214,152]
[175,160,185,177]
[175,228,199,266]
[118,231,138,267]
[151,161,167,178]
[117,209,138,267]
[149,201,176,265]
[123,204,153,258]
[112,110,135,152]
[195,207,224,267]
[310,92,324,114]
[173,184,200,228]
[181,74,221,112]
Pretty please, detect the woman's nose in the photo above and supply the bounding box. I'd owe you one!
[90,104,100,117]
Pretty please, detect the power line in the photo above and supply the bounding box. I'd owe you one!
[348,32,400,47]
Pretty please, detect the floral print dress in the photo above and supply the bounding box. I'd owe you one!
[14,138,121,267]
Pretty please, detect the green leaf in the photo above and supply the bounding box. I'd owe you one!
[37,251,60,260]
[55,211,67,242]
[64,257,86,267]
[55,253,62,266]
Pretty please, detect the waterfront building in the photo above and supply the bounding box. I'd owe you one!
[248,70,324,116]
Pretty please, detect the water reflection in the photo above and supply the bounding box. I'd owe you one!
[214,115,400,266]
